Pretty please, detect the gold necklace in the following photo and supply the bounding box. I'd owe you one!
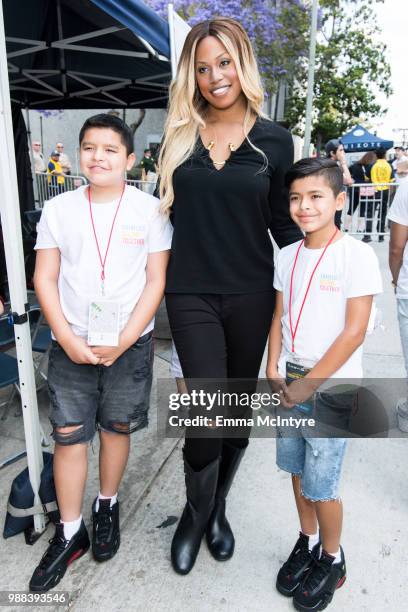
[204,123,238,166]
[206,140,236,166]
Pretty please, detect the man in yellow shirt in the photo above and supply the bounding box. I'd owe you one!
[47,150,65,197]
[368,147,394,242]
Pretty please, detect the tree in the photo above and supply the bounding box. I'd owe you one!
[147,0,309,95]
[108,108,146,136]
[285,0,392,152]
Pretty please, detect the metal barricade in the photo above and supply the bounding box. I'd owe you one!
[341,182,398,238]
[35,174,157,208]
[35,173,87,208]
[125,178,157,195]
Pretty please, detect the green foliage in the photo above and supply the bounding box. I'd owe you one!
[285,0,392,149]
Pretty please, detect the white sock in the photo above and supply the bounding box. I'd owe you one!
[322,547,342,564]
[95,491,118,512]
[62,515,82,540]
[303,531,319,551]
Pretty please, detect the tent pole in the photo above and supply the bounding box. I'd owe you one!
[25,107,39,206]
[167,4,176,78]
[0,2,45,532]
[40,115,43,153]
[303,0,318,158]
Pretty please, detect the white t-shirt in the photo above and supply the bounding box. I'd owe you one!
[35,184,173,338]
[273,234,383,378]
[387,181,408,298]
[392,155,408,172]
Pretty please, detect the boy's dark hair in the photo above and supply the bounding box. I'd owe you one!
[375,147,386,159]
[144,148,151,154]
[79,113,134,155]
[285,157,344,197]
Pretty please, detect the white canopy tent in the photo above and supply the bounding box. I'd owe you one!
[0,0,45,532]
[0,0,189,535]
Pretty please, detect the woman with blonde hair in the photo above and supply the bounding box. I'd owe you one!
[159,17,301,575]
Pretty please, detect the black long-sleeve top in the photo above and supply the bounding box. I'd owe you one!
[165,116,302,294]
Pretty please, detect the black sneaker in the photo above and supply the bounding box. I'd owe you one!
[29,521,89,592]
[378,235,385,242]
[92,497,120,562]
[276,532,320,597]
[361,235,372,243]
[293,547,346,611]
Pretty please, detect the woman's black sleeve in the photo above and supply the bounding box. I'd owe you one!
[268,131,303,248]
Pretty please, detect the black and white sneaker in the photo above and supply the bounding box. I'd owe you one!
[92,498,120,562]
[293,547,346,611]
[29,521,89,592]
[276,532,320,597]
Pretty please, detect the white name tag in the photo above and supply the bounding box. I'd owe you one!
[88,299,120,346]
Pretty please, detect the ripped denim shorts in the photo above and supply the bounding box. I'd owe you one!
[275,392,350,501]
[47,332,153,445]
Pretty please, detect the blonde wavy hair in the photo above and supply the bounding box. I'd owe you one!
[158,17,267,214]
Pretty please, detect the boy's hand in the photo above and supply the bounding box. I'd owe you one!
[90,344,126,367]
[266,366,287,405]
[281,378,317,409]
[62,335,100,365]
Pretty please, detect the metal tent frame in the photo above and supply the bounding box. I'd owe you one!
[5,0,173,110]
[0,0,189,537]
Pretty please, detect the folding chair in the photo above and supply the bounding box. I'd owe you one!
[0,312,20,420]
[0,309,49,469]
[28,306,51,387]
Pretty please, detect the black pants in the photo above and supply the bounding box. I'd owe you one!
[166,291,275,470]
[347,187,360,216]
[364,190,389,234]
[334,210,342,230]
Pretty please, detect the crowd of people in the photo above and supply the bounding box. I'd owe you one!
[32,139,159,197]
[0,15,406,612]
[324,138,405,242]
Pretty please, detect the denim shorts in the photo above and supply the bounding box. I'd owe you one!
[276,392,349,501]
[47,332,153,445]
[276,435,347,502]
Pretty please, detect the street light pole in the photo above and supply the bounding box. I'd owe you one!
[393,128,408,148]
[303,0,319,158]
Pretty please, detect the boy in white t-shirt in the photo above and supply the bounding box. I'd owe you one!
[29,114,172,592]
[267,158,382,611]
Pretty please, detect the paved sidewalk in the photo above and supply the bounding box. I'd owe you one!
[0,239,407,612]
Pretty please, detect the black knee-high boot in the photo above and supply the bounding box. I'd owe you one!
[171,452,220,575]
[206,441,246,561]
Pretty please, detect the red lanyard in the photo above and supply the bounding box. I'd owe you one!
[289,228,338,353]
[88,183,125,295]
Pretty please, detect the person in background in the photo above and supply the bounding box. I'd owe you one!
[369,147,394,242]
[388,179,408,431]
[392,146,408,175]
[32,141,46,173]
[347,151,376,236]
[325,139,354,229]
[140,148,158,195]
[47,150,65,198]
[395,158,408,186]
[56,142,72,175]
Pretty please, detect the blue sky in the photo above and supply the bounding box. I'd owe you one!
[373,0,407,142]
